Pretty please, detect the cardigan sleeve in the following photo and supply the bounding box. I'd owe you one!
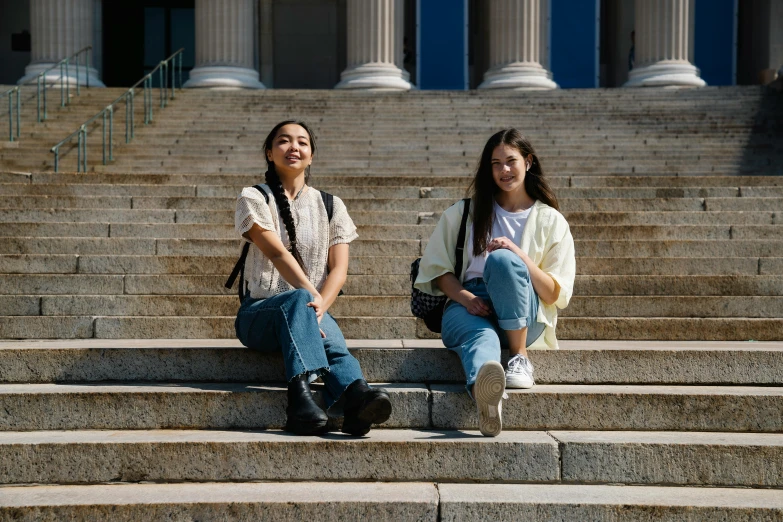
[539,211,576,310]
[413,200,465,296]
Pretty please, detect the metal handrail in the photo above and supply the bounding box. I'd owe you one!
[3,46,92,142]
[1,86,21,142]
[51,48,184,173]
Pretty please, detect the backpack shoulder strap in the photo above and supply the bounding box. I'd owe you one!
[224,185,269,297]
[320,190,334,221]
[453,198,471,279]
[253,184,269,204]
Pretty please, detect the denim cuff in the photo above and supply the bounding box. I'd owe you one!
[498,317,528,331]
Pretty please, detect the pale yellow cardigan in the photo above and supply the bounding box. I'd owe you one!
[414,199,576,349]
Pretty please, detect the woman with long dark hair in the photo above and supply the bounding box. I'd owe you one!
[414,129,575,437]
[234,120,391,436]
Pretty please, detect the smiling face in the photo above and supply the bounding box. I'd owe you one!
[491,143,531,194]
[265,123,313,176]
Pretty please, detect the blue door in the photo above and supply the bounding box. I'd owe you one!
[695,0,736,85]
[417,0,469,89]
[550,0,600,88]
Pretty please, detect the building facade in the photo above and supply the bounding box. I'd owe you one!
[1,0,781,90]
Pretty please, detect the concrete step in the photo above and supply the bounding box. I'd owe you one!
[1,222,781,241]
[0,428,779,487]
[6,482,780,522]
[0,482,440,521]
[1,339,780,385]
[2,315,781,340]
[2,273,779,296]
[1,382,781,432]
[0,429,560,485]
[438,484,783,521]
[1,254,780,276]
[15,172,782,187]
[3,294,782,319]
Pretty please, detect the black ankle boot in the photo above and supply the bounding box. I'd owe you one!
[341,379,392,436]
[285,374,328,435]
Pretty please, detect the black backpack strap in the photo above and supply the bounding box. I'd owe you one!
[320,190,334,221]
[453,198,471,279]
[224,185,270,298]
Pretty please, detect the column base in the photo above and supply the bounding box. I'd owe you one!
[479,63,558,90]
[18,63,105,87]
[624,61,706,88]
[184,65,265,89]
[335,63,412,91]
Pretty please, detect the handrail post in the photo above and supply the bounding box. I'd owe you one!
[77,127,82,172]
[81,126,87,172]
[102,111,106,165]
[109,105,114,161]
[7,91,12,142]
[171,56,176,99]
[130,88,135,139]
[76,55,80,96]
[148,76,154,123]
[125,93,129,144]
[65,59,70,104]
[143,77,148,124]
[36,77,41,123]
[54,147,59,173]
[60,63,65,107]
[43,75,48,120]
[159,64,165,109]
[86,48,90,88]
[178,53,182,93]
[15,88,20,139]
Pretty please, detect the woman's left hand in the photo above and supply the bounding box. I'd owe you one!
[486,236,524,258]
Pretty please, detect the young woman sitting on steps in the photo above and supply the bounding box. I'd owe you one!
[233,120,392,436]
[414,129,575,437]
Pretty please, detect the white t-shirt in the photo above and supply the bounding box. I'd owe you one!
[464,201,532,281]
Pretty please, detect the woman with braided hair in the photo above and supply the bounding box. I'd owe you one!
[234,120,391,436]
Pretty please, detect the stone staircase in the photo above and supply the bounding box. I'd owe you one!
[0,86,782,518]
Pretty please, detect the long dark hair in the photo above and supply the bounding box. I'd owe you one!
[263,120,317,274]
[467,128,559,256]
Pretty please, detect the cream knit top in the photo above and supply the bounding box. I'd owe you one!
[234,184,358,299]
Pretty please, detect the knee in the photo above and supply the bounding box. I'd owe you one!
[289,288,314,308]
[484,249,527,279]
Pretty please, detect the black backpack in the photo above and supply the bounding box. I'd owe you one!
[225,184,334,299]
[409,198,471,333]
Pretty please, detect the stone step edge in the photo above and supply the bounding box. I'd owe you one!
[0,429,780,487]
[1,483,781,520]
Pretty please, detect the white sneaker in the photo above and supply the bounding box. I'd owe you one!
[474,360,506,437]
[505,354,535,389]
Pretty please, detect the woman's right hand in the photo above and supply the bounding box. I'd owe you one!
[307,293,325,320]
[461,293,491,317]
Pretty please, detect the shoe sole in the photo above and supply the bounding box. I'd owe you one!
[474,361,505,437]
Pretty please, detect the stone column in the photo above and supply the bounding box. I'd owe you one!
[18,0,104,86]
[625,0,705,87]
[336,0,412,90]
[185,0,265,89]
[479,0,557,90]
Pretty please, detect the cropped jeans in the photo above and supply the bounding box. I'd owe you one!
[235,288,364,409]
[442,249,546,395]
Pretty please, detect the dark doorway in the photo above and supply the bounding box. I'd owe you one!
[103,0,195,87]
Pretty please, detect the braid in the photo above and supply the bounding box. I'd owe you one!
[265,166,308,275]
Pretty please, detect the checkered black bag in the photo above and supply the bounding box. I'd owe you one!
[410,199,471,333]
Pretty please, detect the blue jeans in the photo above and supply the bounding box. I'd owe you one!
[235,288,364,409]
[442,249,546,393]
